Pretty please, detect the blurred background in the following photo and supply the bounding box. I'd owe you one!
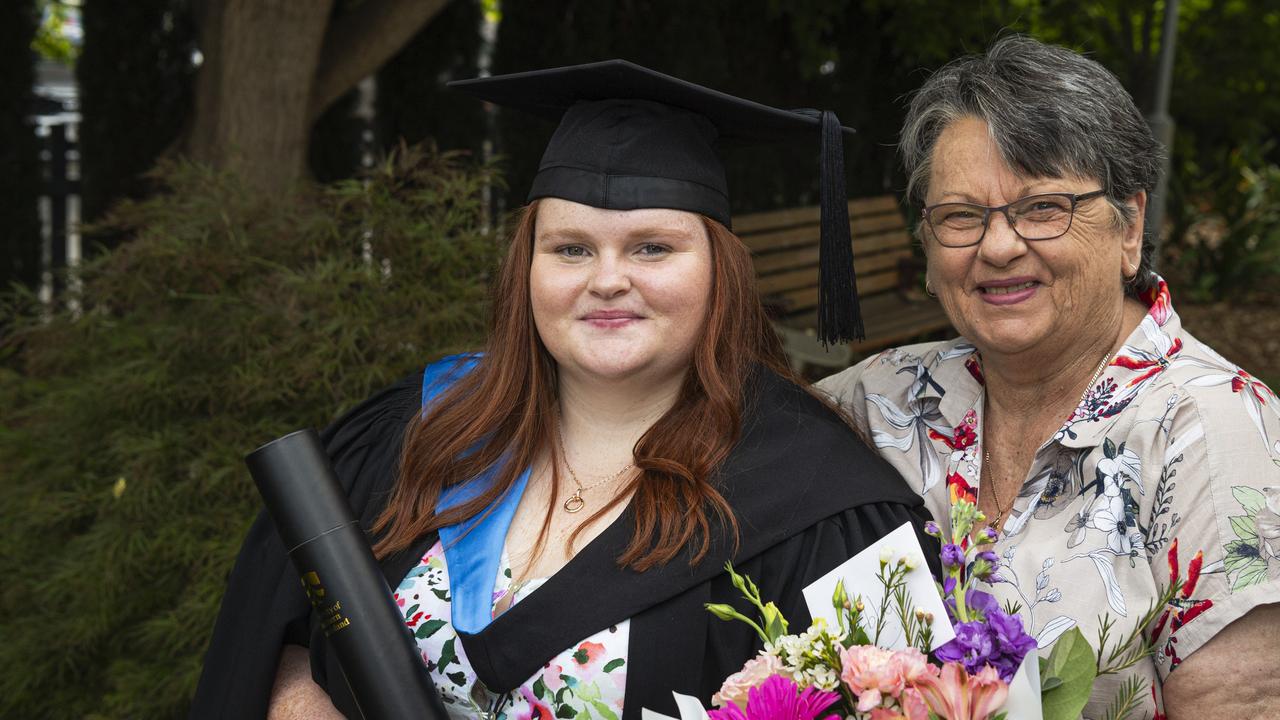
[2,1,1277,717]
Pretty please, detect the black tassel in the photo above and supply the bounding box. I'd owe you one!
[817,110,863,345]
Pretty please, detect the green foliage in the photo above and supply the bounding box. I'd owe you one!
[1039,627,1098,720]
[1166,143,1280,301]
[32,0,78,65]
[0,146,502,718]
[1100,674,1148,720]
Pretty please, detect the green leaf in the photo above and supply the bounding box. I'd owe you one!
[1229,514,1259,543]
[1232,561,1270,590]
[590,699,619,720]
[533,676,548,698]
[1100,675,1146,720]
[437,637,457,667]
[1040,627,1099,720]
[416,618,447,639]
[1040,675,1064,692]
[555,706,576,719]
[447,671,466,687]
[1231,486,1266,515]
[602,658,625,673]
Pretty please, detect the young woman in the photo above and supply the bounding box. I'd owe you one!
[192,61,929,720]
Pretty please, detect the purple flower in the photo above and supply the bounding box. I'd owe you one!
[940,543,966,570]
[970,550,1001,580]
[924,520,941,537]
[976,526,999,544]
[935,605,1038,683]
[987,609,1038,676]
[964,588,1000,619]
[934,620,996,674]
[707,675,840,720]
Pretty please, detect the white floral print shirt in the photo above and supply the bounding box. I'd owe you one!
[818,280,1280,719]
[395,540,629,720]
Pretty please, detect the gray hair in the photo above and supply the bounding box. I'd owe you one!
[900,35,1163,297]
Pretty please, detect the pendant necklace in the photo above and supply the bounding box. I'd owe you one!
[556,419,634,514]
[982,348,1113,529]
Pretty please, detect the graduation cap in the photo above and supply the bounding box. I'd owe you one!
[448,59,864,344]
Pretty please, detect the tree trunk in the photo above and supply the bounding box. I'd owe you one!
[185,0,450,195]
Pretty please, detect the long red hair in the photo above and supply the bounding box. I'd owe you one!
[373,200,796,570]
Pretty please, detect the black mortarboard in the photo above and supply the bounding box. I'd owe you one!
[448,59,864,344]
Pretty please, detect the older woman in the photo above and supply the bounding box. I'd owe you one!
[192,61,927,720]
[819,36,1279,719]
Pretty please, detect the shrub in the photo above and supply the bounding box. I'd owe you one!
[1165,142,1280,302]
[0,146,501,718]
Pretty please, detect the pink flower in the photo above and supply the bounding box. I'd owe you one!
[541,662,565,692]
[900,688,930,720]
[707,675,840,720]
[913,663,1008,720]
[889,648,935,686]
[712,652,786,709]
[840,646,932,712]
[572,641,606,668]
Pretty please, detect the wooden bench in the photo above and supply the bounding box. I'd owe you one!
[734,195,953,371]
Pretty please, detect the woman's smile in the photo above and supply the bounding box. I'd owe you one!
[977,277,1040,305]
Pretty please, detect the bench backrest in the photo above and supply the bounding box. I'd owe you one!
[735,195,913,319]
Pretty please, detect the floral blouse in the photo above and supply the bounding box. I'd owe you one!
[818,280,1280,719]
[394,540,629,720]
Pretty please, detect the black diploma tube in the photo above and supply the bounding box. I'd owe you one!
[246,429,447,720]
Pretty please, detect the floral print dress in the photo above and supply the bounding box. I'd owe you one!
[818,279,1280,720]
[394,540,629,720]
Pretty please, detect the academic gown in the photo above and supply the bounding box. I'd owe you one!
[190,366,935,720]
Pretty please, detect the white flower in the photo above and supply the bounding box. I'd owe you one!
[879,547,895,565]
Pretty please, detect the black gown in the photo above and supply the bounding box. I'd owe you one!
[190,368,935,720]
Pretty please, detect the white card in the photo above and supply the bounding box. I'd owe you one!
[642,692,710,720]
[1000,654,1043,720]
[802,521,955,650]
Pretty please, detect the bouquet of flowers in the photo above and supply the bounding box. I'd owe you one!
[690,496,1185,720]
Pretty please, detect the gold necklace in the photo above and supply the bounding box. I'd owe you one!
[982,349,1113,528]
[556,419,634,514]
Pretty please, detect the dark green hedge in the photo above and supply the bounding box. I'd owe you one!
[0,147,501,718]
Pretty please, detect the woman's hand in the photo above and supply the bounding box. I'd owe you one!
[1161,603,1280,719]
[267,644,345,720]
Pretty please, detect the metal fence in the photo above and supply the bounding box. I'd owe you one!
[35,116,81,306]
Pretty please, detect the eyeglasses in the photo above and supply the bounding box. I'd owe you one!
[921,190,1107,248]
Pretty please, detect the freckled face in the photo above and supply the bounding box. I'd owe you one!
[530,197,713,384]
[922,117,1144,358]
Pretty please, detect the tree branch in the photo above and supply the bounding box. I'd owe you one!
[308,0,452,122]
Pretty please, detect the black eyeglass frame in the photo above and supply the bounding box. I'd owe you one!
[920,189,1108,248]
